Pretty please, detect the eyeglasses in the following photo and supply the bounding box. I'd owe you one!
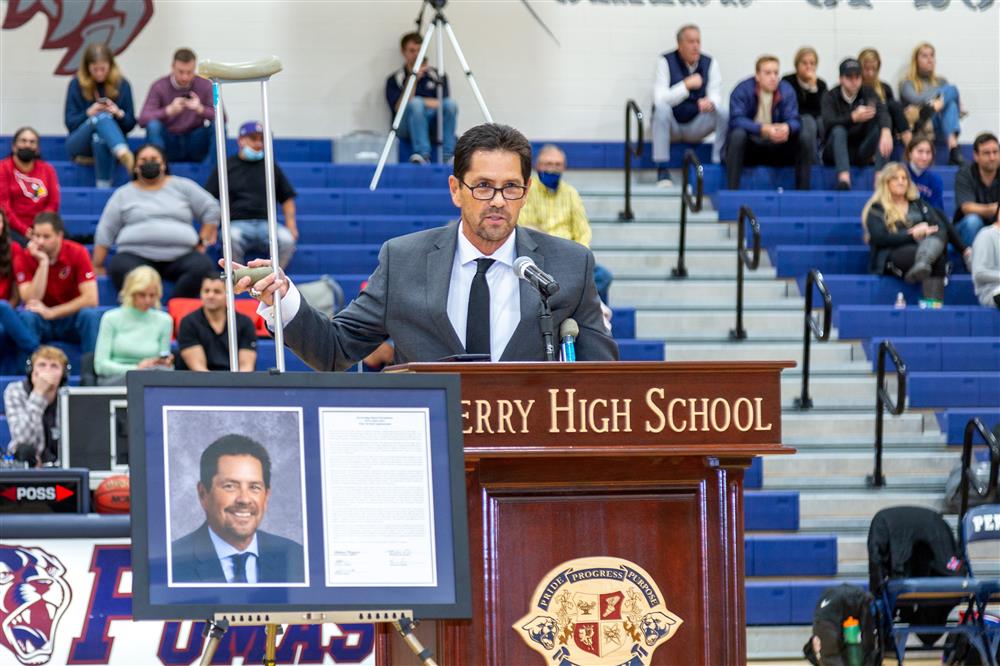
[459,179,527,201]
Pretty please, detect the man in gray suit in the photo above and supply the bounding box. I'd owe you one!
[236,123,618,369]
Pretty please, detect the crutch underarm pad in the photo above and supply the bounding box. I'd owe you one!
[198,56,282,81]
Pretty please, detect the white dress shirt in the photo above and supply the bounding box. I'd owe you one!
[652,55,723,112]
[208,526,260,583]
[446,225,521,362]
[258,224,522,362]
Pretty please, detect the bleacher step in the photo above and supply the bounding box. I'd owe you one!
[610,278,792,305]
[591,221,731,246]
[580,195,717,218]
[598,250,773,278]
[746,626,812,660]
[798,491,944,520]
[764,452,953,484]
[664,340,863,366]
[782,412,932,437]
[636,310,807,339]
[782,433,947,451]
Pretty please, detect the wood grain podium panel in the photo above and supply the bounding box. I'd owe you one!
[377,362,792,665]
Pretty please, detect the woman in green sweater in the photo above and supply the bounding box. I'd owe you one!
[94,265,173,384]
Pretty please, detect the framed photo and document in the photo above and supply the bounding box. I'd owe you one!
[128,372,471,621]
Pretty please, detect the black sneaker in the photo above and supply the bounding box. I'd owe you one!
[835,181,851,191]
[948,147,966,166]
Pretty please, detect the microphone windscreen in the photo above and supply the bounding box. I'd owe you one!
[512,256,534,278]
[560,318,579,338]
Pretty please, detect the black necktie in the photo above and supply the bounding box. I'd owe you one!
[231,552,251,583]
[466,258,495,355]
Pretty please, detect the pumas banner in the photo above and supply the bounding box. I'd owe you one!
[0,540,375,665]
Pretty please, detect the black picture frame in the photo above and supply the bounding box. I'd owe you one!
[128,371,470,621]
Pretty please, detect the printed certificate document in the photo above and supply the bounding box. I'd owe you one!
[320,408,437,587]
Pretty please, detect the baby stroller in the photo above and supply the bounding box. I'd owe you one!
[868,505,995,665]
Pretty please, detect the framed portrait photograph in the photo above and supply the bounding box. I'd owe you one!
[128,371,470,622]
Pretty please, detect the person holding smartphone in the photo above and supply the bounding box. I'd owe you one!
[64,42,136,188]
[93,265,174,385]
[138,48,216,165]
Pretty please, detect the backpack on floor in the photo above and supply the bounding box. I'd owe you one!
[803,583,880,666]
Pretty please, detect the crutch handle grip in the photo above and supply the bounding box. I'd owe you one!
[199,56,283,82]
[228,266,274,284]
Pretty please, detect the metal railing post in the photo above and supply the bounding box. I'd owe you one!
[959,418,1000,528]
[868,340,907,488]
[729,205,760,341]
[618,100,643,222]
[672,149,703,278]
[794,269,832,410]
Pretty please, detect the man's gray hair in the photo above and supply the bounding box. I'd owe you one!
[676,24,699,43]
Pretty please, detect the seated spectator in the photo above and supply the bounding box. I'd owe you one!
[899,42,964,166]
[0,211,39,373]
[176,273,257,371]
[971,205,1000,307]
[138,48,215,164]
[385,32,457,164]
[15,212,100,352]
[92,144,219,298]
[64,42,136,188]
[953,132,1000,248]
[0,127,60,245]
[906,135,943,211]
[518,144,613,303]
[204,121,298,268]
[863,163,948,304]
[822,58,893,191]
[782,46,827,148]
[858,48,911,150]
[93,265,173,385]
[725,55,814,191]
[652,24,726,186]
[907,135,972,267]
[3,345,68,466]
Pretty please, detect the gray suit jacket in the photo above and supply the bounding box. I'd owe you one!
[283,223,619,370]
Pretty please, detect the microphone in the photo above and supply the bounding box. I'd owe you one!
[513,256,560,298]
[560,318,578,362]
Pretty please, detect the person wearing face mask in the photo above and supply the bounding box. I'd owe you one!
[92,144,220,299]
[0,127,61,245]
[518,144,613,305]
[64,42,136,188]
[204,121,298,268]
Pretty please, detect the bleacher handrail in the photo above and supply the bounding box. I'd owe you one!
[618,99,644,222]
[729,205,760,341]
[671,149,704,279]
[959,418,1000,527]
[794,269,832,410]
[868,340,907,488]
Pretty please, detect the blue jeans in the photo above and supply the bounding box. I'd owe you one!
[397,97,457,160]
[932,84,962,139]
[956,213,985,248]
[145,119,216,165]
[18,308,102,354]
[0,301,40,373]
[593,263,613,305]
[66,113,130,186]
[230,219,297,268]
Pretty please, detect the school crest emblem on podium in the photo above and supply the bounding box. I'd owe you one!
[514,557,682,665]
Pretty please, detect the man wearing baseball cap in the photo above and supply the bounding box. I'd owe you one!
[821,57,893,190]
[204,121,298,267]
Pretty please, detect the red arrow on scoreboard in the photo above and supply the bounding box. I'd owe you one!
[54,485,75,502]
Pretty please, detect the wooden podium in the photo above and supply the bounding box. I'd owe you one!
[377,361,793,665]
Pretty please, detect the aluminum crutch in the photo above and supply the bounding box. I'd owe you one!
[197,56,285,373]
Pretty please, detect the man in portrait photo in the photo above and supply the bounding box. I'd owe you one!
[170,434,305,584]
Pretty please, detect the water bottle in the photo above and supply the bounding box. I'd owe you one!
[894,292,906,309]
[842,616,862,666]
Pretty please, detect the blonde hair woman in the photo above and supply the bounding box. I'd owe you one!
[899,42,964,164]
[863,163,948,302]
[858,48,911,147]
[93,265,173,384]
[64,42,136,188]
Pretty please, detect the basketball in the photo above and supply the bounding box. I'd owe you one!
[94,475,131,514]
